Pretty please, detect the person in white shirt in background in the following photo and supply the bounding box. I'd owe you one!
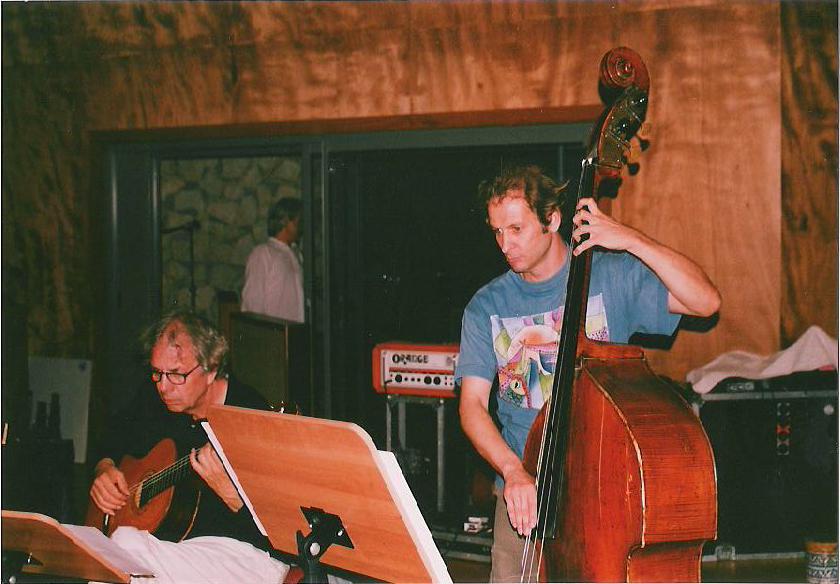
[241,198,304,323]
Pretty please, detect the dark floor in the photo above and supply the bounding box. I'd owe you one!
[443,556,810,583]
[702,557,808,583]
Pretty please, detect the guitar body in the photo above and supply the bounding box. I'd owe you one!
[85,438,201,542]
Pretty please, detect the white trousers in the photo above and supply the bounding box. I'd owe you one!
[97,526,290,584]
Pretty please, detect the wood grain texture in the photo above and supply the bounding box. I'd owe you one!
[780,1,838,346]
[1,62,94,356]
[1,510,132,583]
[535,356,715,582]
[627,541,705,583]
[585,359,716,544]
[609,3,783,377]
[2,1,833,384]
[206,406,439,583]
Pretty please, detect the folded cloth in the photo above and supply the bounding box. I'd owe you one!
[687,325,838,394]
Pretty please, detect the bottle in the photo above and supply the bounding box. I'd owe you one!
[34,401,48,439]
[48,393,61,439]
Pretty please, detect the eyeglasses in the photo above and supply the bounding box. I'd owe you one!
[151,363,201,385]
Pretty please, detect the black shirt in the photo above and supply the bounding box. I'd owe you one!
[100,375,272,549]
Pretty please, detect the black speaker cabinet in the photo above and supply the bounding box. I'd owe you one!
[699,373,838,555]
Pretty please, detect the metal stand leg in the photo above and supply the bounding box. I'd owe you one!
[385,395,393,452]
[398,401,406,450]
[382,394,449,516]
[436,399,445,514]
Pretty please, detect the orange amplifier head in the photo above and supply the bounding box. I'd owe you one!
[372,342,460,398]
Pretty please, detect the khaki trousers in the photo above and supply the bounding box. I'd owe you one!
[490,486,527,583]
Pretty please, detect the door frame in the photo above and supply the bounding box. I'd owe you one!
[96,117,592,426]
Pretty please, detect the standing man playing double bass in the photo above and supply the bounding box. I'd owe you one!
[455,165,720,582]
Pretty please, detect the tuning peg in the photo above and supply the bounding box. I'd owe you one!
[625,138,643,166]
[622,139,642,175]
[636,122,652,151]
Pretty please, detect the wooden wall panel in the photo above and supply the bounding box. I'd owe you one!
[2,1,834,386]
[610,4,783,375]
[1,63,94,356]
[780,1,838,346]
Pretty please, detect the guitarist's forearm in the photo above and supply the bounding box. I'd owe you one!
[190,444,245,513]
[222,491,244,513]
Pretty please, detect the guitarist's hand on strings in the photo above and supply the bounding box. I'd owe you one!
[502,464,537,537]
[190,443,244,513]
[90,459,130,515]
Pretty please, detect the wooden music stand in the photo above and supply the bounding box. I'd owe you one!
[1,510,154,583]
[205,405,452,583]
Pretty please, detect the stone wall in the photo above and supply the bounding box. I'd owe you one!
[159,156,301,323]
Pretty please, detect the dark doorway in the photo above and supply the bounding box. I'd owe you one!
[328,143,586,434]
[98,124,590,523]
[326,142,586,520]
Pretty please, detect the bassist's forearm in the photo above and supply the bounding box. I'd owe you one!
[460,393,525,482]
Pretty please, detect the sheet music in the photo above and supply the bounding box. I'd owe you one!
[375,450,453,583]
[62,523,154,577]
[201,421,268,536]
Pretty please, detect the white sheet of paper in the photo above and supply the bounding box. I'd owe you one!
[201,421,268,536]
[375,450,452,583]
[62,523,154,577]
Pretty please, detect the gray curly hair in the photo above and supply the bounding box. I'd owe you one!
[142,310,228,375]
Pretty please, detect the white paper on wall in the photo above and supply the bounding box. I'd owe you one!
[28,357,93,463]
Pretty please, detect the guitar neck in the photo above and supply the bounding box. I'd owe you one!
[139,452,193,506]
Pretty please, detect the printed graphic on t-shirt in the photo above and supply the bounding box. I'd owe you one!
[491,294,609,409]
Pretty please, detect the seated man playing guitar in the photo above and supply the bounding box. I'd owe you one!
[89,310,290,584]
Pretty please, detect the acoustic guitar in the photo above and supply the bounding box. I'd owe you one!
[85,438,202,542]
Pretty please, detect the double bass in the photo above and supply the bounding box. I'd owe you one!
[520,48,717,582]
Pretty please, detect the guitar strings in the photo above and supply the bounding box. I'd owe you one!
[137,455,190,492]
[521,393,551,583]
[127,453,192,499]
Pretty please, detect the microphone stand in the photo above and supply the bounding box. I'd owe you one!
[161,220,200,311]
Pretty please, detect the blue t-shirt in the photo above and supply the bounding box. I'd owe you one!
[455,245,680,480]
